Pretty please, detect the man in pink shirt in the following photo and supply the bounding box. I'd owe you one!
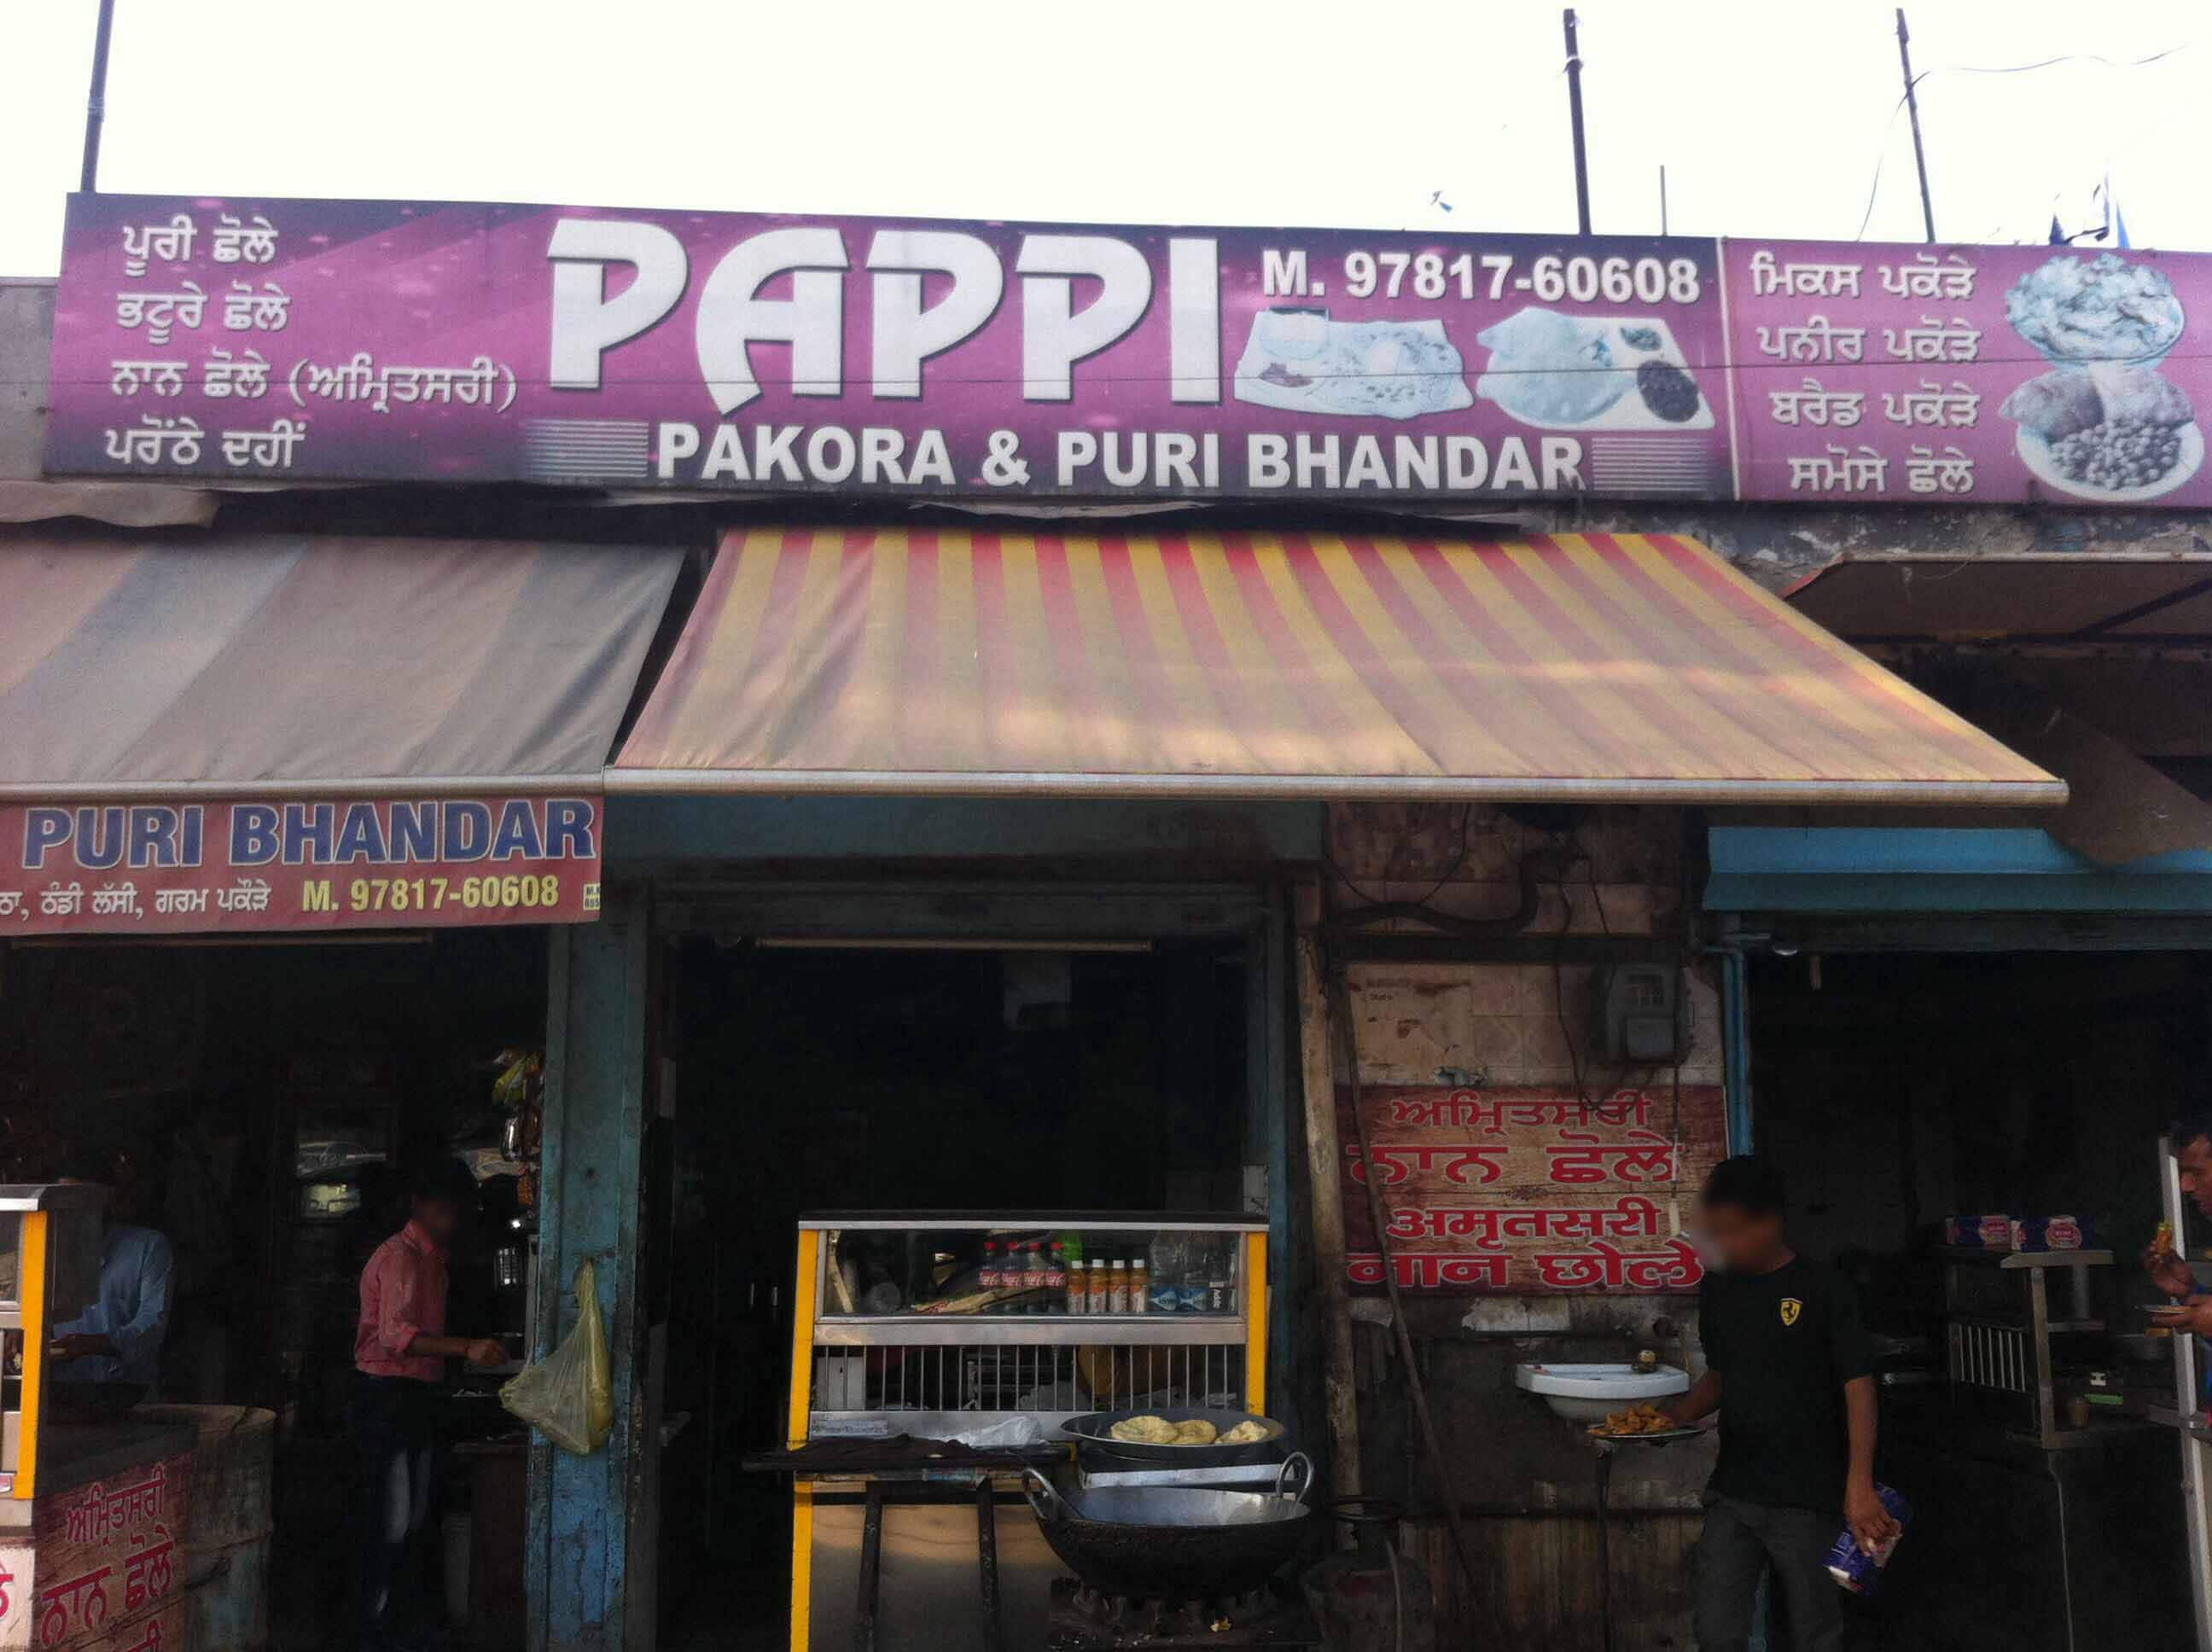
[349,1163,505,1652]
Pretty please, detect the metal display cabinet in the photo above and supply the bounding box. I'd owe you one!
[783,1213,1270,1652]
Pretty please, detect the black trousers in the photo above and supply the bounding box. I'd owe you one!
[1692,1492,1844,1652]
[348,1373,440,1649]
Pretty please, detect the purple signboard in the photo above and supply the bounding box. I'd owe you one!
[42,195,2209,507]
[44,193,1729,501]
[1724,239,2209,507]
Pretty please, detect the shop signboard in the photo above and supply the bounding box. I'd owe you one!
[44,193,1725,501]
[0,794,602,934]
[1336,1084,1726,1294]
[1726,240,2207,506]
[47,193,2209,508]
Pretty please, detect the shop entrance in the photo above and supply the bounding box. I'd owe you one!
[653,886,1277,1649]
[1743,947,2209,1652]
[0,928,550,1650]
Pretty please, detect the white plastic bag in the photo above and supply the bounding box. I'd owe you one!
[499,1259,614,1454]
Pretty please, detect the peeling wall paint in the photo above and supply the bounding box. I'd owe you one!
[1327,800,1718,1647]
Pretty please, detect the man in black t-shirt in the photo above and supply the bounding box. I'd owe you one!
[1663,1157,1897,1652]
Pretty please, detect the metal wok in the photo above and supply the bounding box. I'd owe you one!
[1062,1408,1287,1467]
[1023,1455,1314,1600]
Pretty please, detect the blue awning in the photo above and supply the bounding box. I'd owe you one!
[1705,826,2212,915]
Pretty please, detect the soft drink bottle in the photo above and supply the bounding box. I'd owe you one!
[979,1241,1001,1303]
[1825,1485,1910,1595]
[1023,1242,1048,1312]
[1047,1242,1070,1313]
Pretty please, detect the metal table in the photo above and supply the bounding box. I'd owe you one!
[745,1440,1066,1652]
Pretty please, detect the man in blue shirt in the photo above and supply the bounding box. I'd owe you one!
[50,1158,175,1392]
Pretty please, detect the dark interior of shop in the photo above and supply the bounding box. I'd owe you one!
[0,931,548,1649]
[655,936,1252,1647]
[1746,948,2212,1650]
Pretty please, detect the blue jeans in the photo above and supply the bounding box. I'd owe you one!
[348,1374,439,1649]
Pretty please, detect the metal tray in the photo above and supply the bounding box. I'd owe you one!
[1062,1408,1285,1465]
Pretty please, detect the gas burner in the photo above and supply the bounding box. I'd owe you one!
[1047,1578,1321,1649]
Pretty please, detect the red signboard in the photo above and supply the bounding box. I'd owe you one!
[1338,1085,1728,1294]
[0,795,602,934]
[0,1448,194,1650]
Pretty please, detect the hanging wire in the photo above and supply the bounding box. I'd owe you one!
[1854,42,2191,239]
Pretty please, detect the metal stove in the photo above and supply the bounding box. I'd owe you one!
[1045,1579,1321,1649]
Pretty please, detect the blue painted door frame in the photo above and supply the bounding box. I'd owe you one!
[526,869,1301,1649]
[530,887,651,1652]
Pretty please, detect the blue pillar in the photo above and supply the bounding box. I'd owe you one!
[529,887,650,1652]
[1720,949,1753,1154]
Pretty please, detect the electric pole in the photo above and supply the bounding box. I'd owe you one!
[1564,9,1592,235]
[1895,9,1936,241]
[80,0,118,192]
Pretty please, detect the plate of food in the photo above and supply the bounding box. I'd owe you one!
[1062,1408,1285,1462]
[1586,1401,1700,1442]
[1473,308,1715,432]
[2004,364,2203,503]
[2007,252,2185,370]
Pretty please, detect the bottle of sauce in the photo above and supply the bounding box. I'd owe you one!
[1108,1259,1129,1313]
[1130,1255,1150,1313]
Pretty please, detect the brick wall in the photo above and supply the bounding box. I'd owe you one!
[1322,799,1722,1645]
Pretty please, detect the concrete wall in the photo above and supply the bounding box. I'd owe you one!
[0,280,54,480]
[1324,800,1721,1649]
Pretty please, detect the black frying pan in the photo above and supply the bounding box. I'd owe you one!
[1062,1408,1287,1466]
[1025,1461,1314,1600]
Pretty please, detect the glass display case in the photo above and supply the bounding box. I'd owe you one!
[793,1213,1269,1438]
[783,1213,1272,1652]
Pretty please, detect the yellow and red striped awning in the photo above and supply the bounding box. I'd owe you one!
[609,527,2064,806]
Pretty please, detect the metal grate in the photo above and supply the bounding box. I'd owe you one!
[1948,1318,2029,1394]
[812,1339,1246,1414]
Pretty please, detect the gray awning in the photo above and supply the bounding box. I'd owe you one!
[0,532,684,799]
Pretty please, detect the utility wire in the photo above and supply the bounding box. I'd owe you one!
[1855,43,2190,240]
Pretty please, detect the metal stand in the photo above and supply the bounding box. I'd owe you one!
[1586,1429,1703,1652]
[843,1475,1005,1652]
[1592,1445,1616,1652]
[975,1478,1003,1652]
[855,1480,885,1652]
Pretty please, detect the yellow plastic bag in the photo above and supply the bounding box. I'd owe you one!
[499,1259,614,1454]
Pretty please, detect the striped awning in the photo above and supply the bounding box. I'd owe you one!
[609,527,2064,806]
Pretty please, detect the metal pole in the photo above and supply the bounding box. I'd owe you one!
[1895,8,1936,242]
[1659,165,1669,236]
[79,0,118,193]
[1564,9,1592,235]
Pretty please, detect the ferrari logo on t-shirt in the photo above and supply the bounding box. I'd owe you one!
[1779,1298,1802,1327]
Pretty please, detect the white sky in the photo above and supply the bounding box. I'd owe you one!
[0,0,2203,275]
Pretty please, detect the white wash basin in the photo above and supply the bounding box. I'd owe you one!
[1514,1362,1690,1422]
